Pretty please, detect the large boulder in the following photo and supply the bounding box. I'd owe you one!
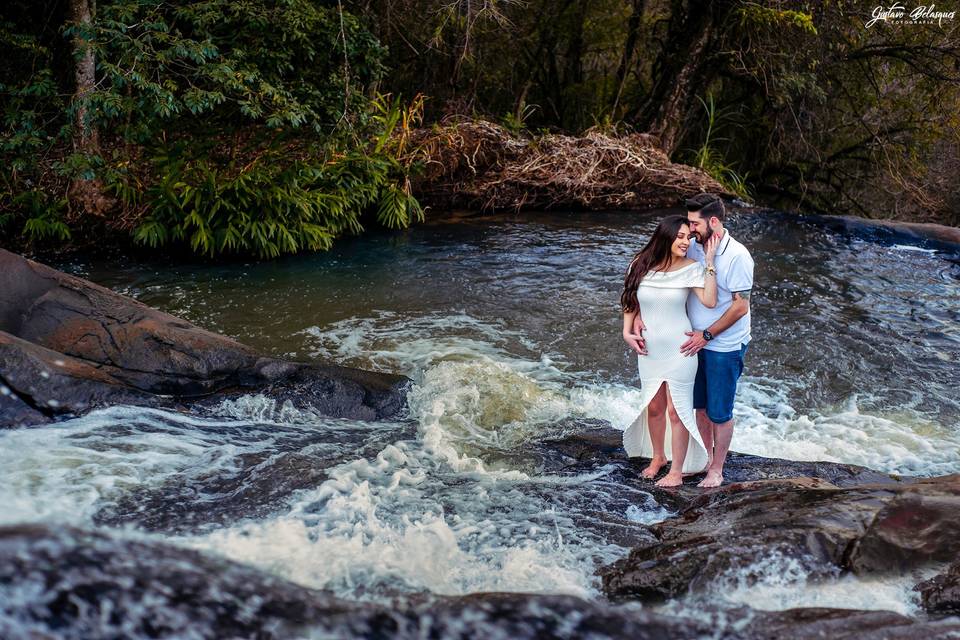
[0,249,409,427]
[599,473,960,602]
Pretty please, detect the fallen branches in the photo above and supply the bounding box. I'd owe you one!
[403,118,730,212]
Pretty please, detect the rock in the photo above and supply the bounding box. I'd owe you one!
[0,249,409,427]
[0,524,719,640]
[0,331,160,426]
[741,607,960,639]
[5,524,959,640]
[847,475,960,573]
[93,421,417,534]
[914,561,960,615]
[754,209,960,251]
[537,424,904,513]
[600,473,960,602]
[0,523,359,639]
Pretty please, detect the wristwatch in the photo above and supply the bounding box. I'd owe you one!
[702,329,714,341]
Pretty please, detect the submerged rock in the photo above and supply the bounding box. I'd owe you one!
[599,473,960,602]
[914,561,960,615]
[0,249,409,427]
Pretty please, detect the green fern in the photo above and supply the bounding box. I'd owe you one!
[132,144,424,259]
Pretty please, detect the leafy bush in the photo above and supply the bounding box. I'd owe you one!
[0,190,70,244]
[127,146,423,259]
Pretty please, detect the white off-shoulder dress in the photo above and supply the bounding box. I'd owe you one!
[622,262,709,474]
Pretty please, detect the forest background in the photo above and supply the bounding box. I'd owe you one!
[2,0,958,258]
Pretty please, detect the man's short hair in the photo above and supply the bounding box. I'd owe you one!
[685,193,725,221]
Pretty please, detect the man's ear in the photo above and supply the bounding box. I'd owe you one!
[709,216,721,229]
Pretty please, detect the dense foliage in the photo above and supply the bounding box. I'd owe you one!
[1,0,420,255]
[357,0,960,223]
[1,0,958,256]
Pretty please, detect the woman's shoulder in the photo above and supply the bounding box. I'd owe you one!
[670,259,699,271]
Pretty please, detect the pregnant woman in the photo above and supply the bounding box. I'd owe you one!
[620,215,718,487]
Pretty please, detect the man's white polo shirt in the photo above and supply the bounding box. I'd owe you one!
[686,230,754,352]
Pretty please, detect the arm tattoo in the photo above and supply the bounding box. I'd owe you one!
[733,289,752,302]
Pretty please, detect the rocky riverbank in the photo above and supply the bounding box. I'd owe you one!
[2,425,958,639]
[0,249,408,428]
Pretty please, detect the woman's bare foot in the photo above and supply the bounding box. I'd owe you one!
[655,471,684,487]
[641,455,668,479]
[697,470,724,488]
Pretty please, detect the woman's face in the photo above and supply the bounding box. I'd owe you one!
[671,224,692,258]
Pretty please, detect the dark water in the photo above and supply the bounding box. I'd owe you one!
[64,209,960,445]
[2,209,959,635]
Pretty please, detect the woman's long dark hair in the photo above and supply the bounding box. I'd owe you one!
[620,214,690,313]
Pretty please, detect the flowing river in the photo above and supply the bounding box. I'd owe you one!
[2,209,959,634]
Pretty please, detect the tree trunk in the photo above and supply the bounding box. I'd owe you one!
[633,0,726,156]
[611,0,645,118]
[71,0,98,154]
[69,0,112,216]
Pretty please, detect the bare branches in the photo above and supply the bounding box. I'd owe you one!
[403,119,728,211]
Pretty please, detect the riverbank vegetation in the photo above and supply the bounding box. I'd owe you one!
[2,0,958,257]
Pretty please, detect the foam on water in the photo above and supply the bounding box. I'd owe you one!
[300,312,960,478]
[0,407,242,525]
[0,404,395,527]
[179,350,632,600]
[657,550,939,617]
[732,377,960,476]
[2,307,957,617]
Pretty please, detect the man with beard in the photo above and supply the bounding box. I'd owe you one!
[632,193,754,487]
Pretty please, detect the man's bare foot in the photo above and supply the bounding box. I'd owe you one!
[655,471,683,487]
[641,455,668,479]
[697,470,724,488]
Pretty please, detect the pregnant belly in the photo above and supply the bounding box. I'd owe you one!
[642,320,692,360]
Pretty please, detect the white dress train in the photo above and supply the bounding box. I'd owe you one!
[623,262,709,474]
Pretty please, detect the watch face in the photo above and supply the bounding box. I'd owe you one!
[703,330,713,341]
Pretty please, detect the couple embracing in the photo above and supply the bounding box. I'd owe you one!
[620,194,754,488]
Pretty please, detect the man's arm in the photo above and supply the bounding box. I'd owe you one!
[679,290,750,356]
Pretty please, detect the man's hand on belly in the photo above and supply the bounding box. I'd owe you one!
[680,331,708,357]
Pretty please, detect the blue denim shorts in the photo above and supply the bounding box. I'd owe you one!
[693,343,748,424]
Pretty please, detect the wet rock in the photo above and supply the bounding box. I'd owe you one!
[4,524,957,640]
[415,593,716,639]
[914,561,960,615]
[0,331,160,426]
[741,607,960,639]
[0,524,720,640]
[599,474,960,602]
[93,421,416,534]
[0,249,409,427]
[847,475,960,572]
[538,423,904,512]
[0,523,359,640]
